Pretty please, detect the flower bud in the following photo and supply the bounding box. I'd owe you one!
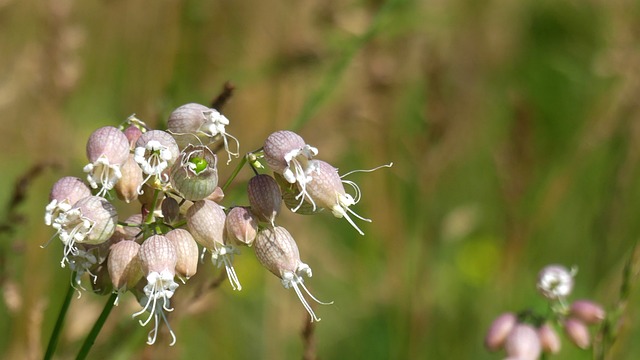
[122,213,144,239]
[123,125,143,150]
[108,240,142,296]
[484,312,517,352]
[254,226,332,321]
[569,300,606,325]
[305,160,370,235]
[564,318,590,349]
[538,323,561,354]
[205,186,225,203]
[225,206,258,246]
[165,229,199,280]
[83,126,130,196]
[537,264,575,300]
[247,174,282,226]
[45,176,92,226]
[161,197,181,226]
[504,323,542,360]
[170,144,219,200]
[115,154,144,203]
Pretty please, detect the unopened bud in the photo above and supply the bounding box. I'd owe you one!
[564,318,590,349]
[186,199,226,249]
[225,206,258,246]
[484,312,517,352]
[247,174,282,226]
[115,154,144,203]
[538,323,561,354]
[161,197,181,226]
[165,229,199,280]
[108,240,142,292]
[569,300,605,325]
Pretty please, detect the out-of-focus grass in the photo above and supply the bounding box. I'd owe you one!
[2,0,640,359]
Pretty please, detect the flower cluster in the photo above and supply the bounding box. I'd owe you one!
[485,265,606,359]
[44,105,384,346]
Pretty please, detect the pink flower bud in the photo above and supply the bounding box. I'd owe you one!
[537,264,575,300]
[484,312,517,351]
[108,240,142,296]
[225,206,258,246]
[83,126,130,196]
[254,226,332,322]
[123,125,143,150]
[115,154,144,203]
[165,229,199,280]
[170,144,219,200]
[247,174,282,226]
[538,323,561,354]
[564,318,590,349]
[569,300,606,325]
[504,324,542,360]
[45,176,92,226]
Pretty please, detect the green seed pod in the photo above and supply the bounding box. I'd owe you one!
[170,145,218,201]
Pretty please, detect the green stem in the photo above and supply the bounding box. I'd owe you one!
[75,293,118,360]
[222,154,248,192]
[44,277,75,360]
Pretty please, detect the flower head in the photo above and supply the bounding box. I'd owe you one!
[83,126,131,197]
[254,226,332,322]
[134,130,180,193]
[45,176,92,226]
[51,196,118,267]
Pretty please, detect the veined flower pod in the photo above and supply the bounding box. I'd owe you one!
[45,176,92,226]
[52,195,118,267]
[186,200,242,290]
[133,235,179,346]
[134,130,180,193]
[166,103,239,163]
[254,226,332,322]
[108,240,142,303]
[83,126,130,197]
[165,229,199,281]
[170,144,219,201]
[225,206,258,246]
[304,160,370,235]
[247,174,282,226]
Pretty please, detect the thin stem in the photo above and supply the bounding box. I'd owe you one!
[75,293,118,360]
[222,154,248,192]
[44,276,75,360]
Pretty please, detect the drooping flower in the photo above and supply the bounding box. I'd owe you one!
[225,206,258,247]
[108,240,142,304]
[169,144,219,201]
[304,160,370,235]
[45,176,92,226]
[254,226,332,322]
[114,154,144,203]
[186,199,242,290]
[83,126,131,197]
[263,130,318,211]
[132,235,179,346]
[51,195,118,267]
[537,264,576,300]
[165,229,199,282]
[134,130,180,194]
[166,103,239,163]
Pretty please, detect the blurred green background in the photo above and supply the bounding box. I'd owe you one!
[2,0,640,359]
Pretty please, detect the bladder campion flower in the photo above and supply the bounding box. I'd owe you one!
[83,126,131,197]
[134,130,180,194]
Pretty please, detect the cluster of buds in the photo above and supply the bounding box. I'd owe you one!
[44,103,386,346]
[485,265,606,359]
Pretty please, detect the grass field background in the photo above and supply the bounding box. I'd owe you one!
[2,0,640,358]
